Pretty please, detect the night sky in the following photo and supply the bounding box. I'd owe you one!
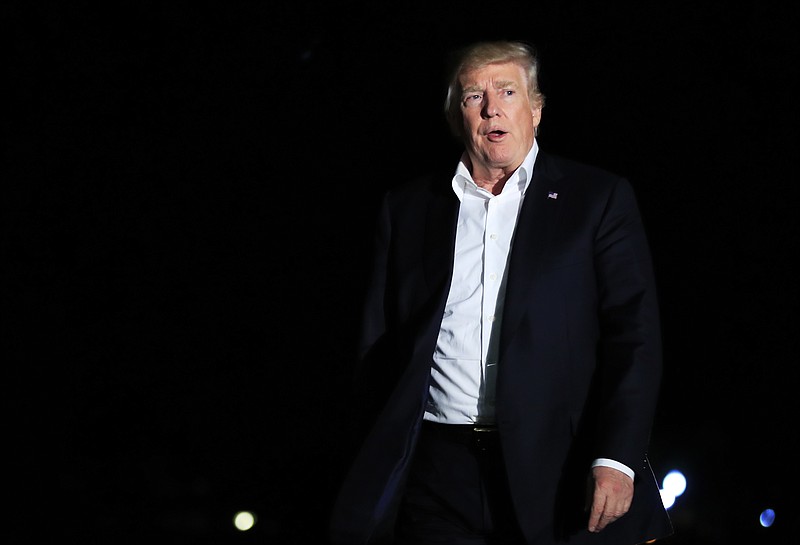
[8,2,798,544]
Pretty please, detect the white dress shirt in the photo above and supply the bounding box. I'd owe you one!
[424,141,538,425]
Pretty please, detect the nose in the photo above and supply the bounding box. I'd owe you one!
[482,94,500,118]
[483,93,500,117]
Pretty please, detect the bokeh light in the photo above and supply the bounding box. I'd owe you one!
[759,508,775,528]
[233,511,256,531]
[659,469,686,509]
[662,470,686,498]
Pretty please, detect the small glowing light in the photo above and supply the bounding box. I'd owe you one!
[662,470,687,498]
[759,508,776,528]
[659,489,676,509]
[233,511,256,531]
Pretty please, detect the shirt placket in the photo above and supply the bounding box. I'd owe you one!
[482,195,503,372]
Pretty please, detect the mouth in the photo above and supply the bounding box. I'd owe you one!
[486,129,507,142]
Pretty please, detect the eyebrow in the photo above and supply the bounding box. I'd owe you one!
[461,80,519,95]
[493,80,518,90]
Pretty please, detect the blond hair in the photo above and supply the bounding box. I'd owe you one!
[443,40,545,138]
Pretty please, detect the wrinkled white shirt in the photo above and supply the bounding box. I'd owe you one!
[424,141,537,425]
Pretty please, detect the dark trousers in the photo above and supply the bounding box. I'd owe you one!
[394,421,527,545]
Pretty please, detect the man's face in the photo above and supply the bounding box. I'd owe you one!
[458,62,541,177]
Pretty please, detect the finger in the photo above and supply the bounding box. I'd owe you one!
[587,496,606,532]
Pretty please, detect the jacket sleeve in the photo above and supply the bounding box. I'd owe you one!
[592,177,663,475]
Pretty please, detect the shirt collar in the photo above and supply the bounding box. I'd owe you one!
[451,139,539,202]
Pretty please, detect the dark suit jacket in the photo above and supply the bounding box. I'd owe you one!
[330,150,673,545]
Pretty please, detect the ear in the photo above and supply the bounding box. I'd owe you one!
[531,105,542,128]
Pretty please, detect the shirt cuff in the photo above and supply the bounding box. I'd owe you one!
[592,458,635,480]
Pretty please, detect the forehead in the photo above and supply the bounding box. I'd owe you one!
[459,61,527,91]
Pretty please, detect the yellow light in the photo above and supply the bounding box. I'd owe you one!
[233,510,256,531]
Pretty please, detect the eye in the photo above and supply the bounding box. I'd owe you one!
[504,90,515,96]
[463,94,483,106]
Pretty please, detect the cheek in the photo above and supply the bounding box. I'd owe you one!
[462,113,480,132]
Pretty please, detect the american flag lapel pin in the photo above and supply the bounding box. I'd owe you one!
[547,191,558,200]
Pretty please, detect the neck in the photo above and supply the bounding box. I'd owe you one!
[465,154,521,196]
[471,163,515,195]
[473,175,509,195]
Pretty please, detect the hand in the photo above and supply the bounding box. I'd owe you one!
[587,465,634,533]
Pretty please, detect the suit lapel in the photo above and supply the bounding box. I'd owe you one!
[423,181,459,296]
[499,152,564,352]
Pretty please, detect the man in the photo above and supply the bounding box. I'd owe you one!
[330,40,673,545]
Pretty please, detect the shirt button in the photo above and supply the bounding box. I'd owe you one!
[489,273,497,281]
[490,233,498,240]
[488,315,496,322]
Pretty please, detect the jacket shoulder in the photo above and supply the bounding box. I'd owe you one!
[382,164,455,211]
[538,151,627,186]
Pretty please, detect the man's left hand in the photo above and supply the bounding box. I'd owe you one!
[587,465,634,533]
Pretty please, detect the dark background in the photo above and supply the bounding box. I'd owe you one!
[7,2,798,544]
